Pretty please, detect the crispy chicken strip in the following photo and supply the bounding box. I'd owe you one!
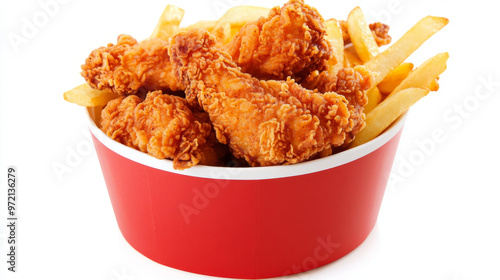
[302,65,373,143]
[101,91,212,169]
[81,35,184,96]
[170,29,369,166]
[224,0,332,81]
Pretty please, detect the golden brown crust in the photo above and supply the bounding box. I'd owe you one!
[301,65,373,145]
[340,20,392,47]
[101,91,212,169]
[170,28,365,167]
[81,35,184,96]
[369,22,392,47]
[224,0,332,81]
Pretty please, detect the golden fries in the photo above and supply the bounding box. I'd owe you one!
[351,88,430,147]
[151,5,185,41]
[344,45,363,67]
[344,7,385,110]
[215,6,269,27]
[428,79,440,91]
[364,16,449,85]
[364,87,383,114]
[354,16,448,146]
[347,7,379,63]
[378,62,414,95]
[181,6,270,44]
[325,19,344,74]
[182,20,218,33]
[211,5,269,43]
[64,84,120,107]
[391,52,449,94]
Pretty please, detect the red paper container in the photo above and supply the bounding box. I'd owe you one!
[87,107,406,279]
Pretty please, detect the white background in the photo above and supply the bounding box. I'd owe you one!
[1,0,499,279]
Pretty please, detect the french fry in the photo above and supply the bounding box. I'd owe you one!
[87,106,104,128]
[428,78,440,91]
[364,16,449,85]
[347,7,379,63]
[182,20,218,32]
[215,6,269,27]
[377,62,414,95]
[211,6,270,44]
[64,84,120,107]
[364,87,383,114]
[346,7,385,111]
[325,19,344,74]
[344,45,362,67]
[390,52,449,95]
[151,5,185,41]
[351,88,430,147]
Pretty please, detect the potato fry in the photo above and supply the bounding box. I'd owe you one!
[215,6,269,27]
[87,106,104,128]
[64,84,120,107]
[212,6,270,43]
[377,62,414,95]
[347,7,379,63]
[364,16,449,85]
[344,45,362,67]
[428,78,440,91]
[391,52,449,94]
[151,5,185,41]
[182,20,217,32]
[346,7,384,111]
[351,88,430,147]
[364,87,383,114]
[325,18,344,74]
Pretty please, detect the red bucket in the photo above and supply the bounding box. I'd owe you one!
[87,107,406,279]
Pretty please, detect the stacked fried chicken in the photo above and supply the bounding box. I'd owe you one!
[82,0,388,169]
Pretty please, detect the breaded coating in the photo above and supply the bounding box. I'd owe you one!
[170,29,368,167]
[340,20,392,47]
[224,0,332,81]
[101,91,211,169]
[369,22,392,47]
[81,35,184,96]
[302,65,373,143]
[334,66,372,142]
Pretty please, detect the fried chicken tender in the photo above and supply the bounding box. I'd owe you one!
[224,0,332,81]
[340,20,392,47]
[101,91,212,169]
[170,29,368,167]
[302,65,373,143]
[191,109,233,166]
[81,35,183,96]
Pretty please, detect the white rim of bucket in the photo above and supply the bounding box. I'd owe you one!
[87,107,407,180]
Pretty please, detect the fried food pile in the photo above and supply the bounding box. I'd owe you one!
[68,0,449,169]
